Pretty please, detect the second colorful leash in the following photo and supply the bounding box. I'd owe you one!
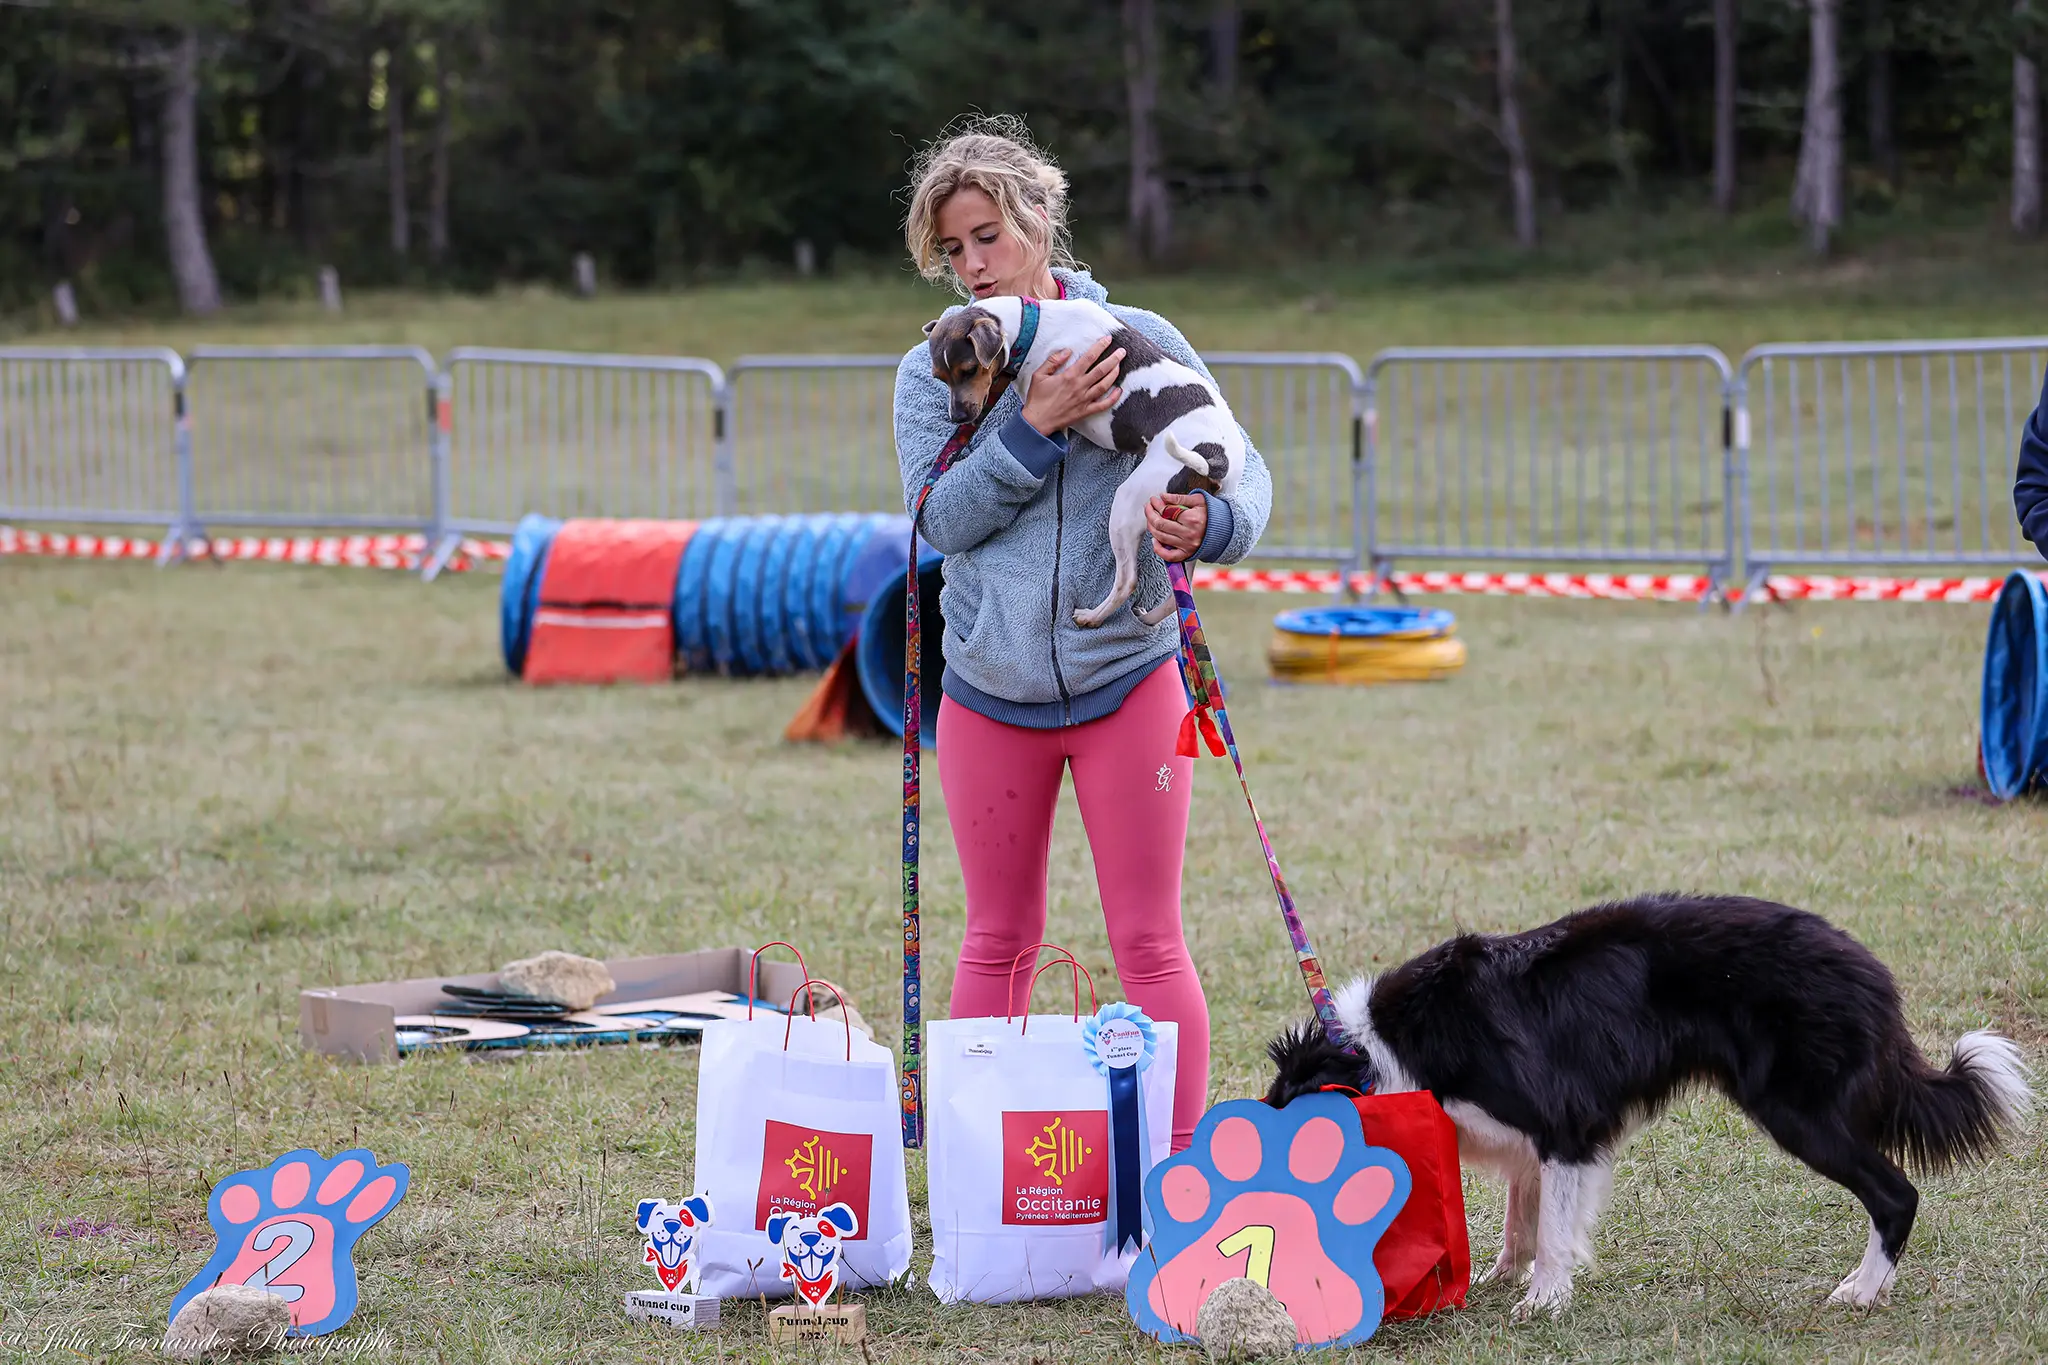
[1164,559,1347,1049]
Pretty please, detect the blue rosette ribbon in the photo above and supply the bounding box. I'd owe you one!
[1083,1002,1157,1255]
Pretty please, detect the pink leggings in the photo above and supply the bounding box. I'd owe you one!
[938,659,1209,1149]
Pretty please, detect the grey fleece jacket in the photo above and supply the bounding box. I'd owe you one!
[894,268,1273,727]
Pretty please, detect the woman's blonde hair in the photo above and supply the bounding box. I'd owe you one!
[904,115,1077,295]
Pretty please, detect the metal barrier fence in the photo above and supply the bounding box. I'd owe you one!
[183,345,438,533]
[721,351,1367,564]
[8,337,2046,587]
[726,356,901,515]
[0,347,188,539]
[1365,346,1736,582]
[1205,353,1363,566]
[1733,338,2048,584]
[444,348,727,532]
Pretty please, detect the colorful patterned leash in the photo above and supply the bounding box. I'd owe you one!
[1165,559,1348,1050]
[900,296,1044,1148]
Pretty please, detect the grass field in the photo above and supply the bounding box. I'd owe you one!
[2,556,2044,1363]
[23,216,2048,366]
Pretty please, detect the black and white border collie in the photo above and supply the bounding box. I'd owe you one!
[1266,893,2032,1319]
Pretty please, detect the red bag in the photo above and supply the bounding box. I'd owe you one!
[1327,1085,1469,1320]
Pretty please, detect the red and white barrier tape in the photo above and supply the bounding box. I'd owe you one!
[1,526,511,571]
[1753,574,2005,603]
[1191,567,1719,601]
[1,525,2021,602]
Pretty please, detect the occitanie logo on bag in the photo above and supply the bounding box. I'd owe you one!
[757,1120,872,1238]
[1001,1111,1109,1226]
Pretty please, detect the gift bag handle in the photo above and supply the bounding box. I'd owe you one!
[748,942,810,1021]
[1005,943,1080,1019]
[1018,958,1098,1034]
[784,979,855,1061]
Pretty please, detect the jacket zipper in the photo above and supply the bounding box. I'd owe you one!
[1050,460,1073,724]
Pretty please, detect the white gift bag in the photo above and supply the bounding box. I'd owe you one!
[926,954,1178,1304]
[692,977,913,1299]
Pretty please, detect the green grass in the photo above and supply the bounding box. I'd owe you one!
[1,559,2043,1362]
[19,214,2048,367]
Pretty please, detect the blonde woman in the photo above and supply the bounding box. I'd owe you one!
[894,118,1273,1150]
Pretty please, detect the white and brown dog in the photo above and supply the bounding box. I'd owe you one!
[925,297,1244,627]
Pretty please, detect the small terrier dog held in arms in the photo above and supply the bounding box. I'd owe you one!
[1265,893,2033,1320]
[925,296,1244,627]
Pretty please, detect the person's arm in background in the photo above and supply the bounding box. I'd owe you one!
[2017,366,2048,559]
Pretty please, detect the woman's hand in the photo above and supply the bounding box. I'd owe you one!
[1021,336,1124,438]
[1147,493,1208,563]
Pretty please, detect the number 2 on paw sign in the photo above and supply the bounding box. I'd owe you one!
[170,1149,411,1338]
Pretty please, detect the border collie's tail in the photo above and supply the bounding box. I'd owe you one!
[1883,1030,2033,1171]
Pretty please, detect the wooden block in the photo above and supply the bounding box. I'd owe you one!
[767,1302,865,1346]
[623,1290,720,1330]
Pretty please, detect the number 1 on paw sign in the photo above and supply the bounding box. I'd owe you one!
[170,1149,410,1339]
[1126,1094,1409,1350]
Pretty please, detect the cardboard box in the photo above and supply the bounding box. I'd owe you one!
[299,948,813,1063]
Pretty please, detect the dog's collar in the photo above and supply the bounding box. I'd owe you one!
[1004,296,1041,379]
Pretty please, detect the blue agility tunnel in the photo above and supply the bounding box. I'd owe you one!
[855,539,946,739]
[501,513,563,675]
[500,512,937,689]
[1982,569,2048,800]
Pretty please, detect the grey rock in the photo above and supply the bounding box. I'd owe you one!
[1195,1277,1299,1360]
[163,1284,292,1359]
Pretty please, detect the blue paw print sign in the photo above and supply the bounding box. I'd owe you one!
[1127,1094,1409,1350]
[170,1149,410,1338]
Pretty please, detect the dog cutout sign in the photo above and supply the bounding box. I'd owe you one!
[635,1196,712,1294]
[624,1195,720,1331]
[766,1203,858,1307]
[1126,1094,1409,1351]
[169,1149,409,1339]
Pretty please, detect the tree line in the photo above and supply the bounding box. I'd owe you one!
[3,1,2043,316]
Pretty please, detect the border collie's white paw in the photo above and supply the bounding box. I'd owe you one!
[1828,1271,1893,1307]
[1511,1276,1573,1321]
[1478,1252,1530,1287]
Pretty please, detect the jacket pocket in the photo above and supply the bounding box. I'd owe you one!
[938,556,981,649]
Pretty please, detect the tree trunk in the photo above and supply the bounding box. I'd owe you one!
[1495,0,1537,247]
[43,65,72,273]
[1608,5,1636,194]
[1790,0,1842,257]
[1713,0,1737,213]
[1210,0,1238,102]
[290,53,315,250]
[387,44,409,257]
[2018,4,2041,234]
[160,30,222,316]
[1866,0,1896,186]
[1122,0,1170,261]
[429,62,450,263]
